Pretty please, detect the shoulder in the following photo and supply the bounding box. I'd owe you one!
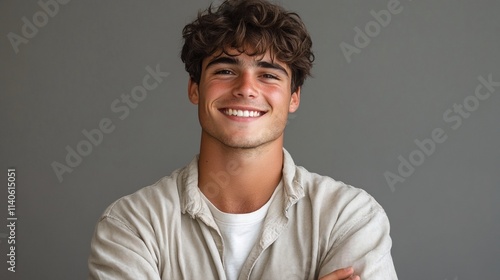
[296,165,378,203]
[294,164,386,225]
[293,165,392,248]
[283,149,381,214]
[98,167,186,231]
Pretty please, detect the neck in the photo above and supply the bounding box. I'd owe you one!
[197,133,284,214]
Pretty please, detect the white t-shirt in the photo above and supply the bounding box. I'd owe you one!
[201,182,283,280]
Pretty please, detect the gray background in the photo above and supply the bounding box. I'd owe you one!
[1,0,499,279]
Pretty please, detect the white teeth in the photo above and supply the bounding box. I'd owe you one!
[223,109,262,118]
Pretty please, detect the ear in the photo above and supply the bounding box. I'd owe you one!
[188,78,199,105]
[289,87,301,113]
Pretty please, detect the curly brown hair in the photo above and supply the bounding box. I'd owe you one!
[181,0,314,93]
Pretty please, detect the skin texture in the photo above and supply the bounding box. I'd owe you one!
[188,48,360,279]
[320,267,360,280]
[188,48,299,213]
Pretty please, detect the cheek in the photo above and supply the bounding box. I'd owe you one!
[202,83,227,100]
[261,82,292,100]
[268,93,292,110]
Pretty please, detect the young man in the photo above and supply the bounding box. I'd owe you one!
[88,1,398,279]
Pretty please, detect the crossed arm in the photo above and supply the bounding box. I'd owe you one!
[320,267,360,280]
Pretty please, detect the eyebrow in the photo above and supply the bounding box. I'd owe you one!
[205,56,289,77]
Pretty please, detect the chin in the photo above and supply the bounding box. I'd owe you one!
[202,127,284,150]
[218,135,281,150]
[220,140,263,150]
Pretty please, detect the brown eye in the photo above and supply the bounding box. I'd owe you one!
[262,73,279,80]
[215,70,233,75]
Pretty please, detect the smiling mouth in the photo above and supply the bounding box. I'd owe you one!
[221,108,266,118]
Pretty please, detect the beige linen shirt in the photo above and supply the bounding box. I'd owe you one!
[88,149,398,279]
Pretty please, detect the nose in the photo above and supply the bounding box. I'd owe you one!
[233,72,258,98]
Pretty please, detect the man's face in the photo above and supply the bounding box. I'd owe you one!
[188,48,300,150]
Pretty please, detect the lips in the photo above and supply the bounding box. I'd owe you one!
[221,108,265,118]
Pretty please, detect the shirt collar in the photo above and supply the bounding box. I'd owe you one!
[180,148,305,219]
